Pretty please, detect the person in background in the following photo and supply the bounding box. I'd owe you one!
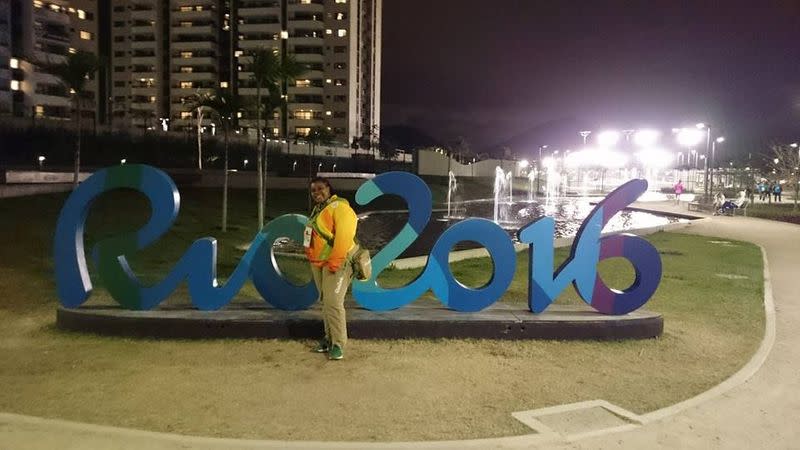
[774,182,783,202]
[673,179,684,205]
[758,181,767,201]
[304,177,359,361]
[717,190,747,215]
[713,192,726,210]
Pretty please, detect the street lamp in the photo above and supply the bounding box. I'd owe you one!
[120,158,127,165]
[37,155,46,170]
[710,136,725,197]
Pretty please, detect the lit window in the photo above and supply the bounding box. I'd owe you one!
[195,6,204,11]
[234,50,243,57]
[334,79,346,86]
[326,29,332,35]
[295,79,311,87]
[295,127,311,136]
[237,112,243,118]
[9,58,18,69]
[33,0,43,8]
[77,9,86,19]
[180,111,192,119]
[10,80,20,91]
[272,127,279,135]
[280,31,288,39]
[335,0,347,3]
[68,47,76,54]
[180,66,193,73]
[336,13,345,20]
[180,6,192,12]
[150,96,157,103]
[181,51,193,58]
[300,0,311,3]
[337,29,346,37]
[68,7,75,13]
[180,81,193,88]
[180,21,192,27]
[79,31,92,40]
[294,110,313,119]
[325,79,332,84]
[325,110,331,116]
[35,105,44,117]
[49,4,59,11]
[220,81,229,88]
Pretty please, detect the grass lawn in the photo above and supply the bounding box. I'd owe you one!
[0,187,765,441]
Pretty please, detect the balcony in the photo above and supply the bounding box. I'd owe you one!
[288,20,325,30]
[171,25,216,36]
[171,40,216,51]
[238,39,278,50]
[131,86,158,95]
[289,118,323,128]
[288,85,323,95]
[238,23,280,33]
[35,8,70,25]
[131,25,155,34]
[239,6,281,18]
[171,9,215,21]
[292,53,323,64]
[288,36,323,46]
[132,56,158,65]
[171,71,216,81]
[171,56,216,66]
[131,40,158,49]
[131,10,157,20]
[288,2,324,14]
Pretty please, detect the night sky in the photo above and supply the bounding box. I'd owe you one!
[381,0,800,157]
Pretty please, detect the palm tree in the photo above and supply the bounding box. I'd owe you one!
[249,48,282,229]
[48,51,99,188]
[190,89,241,232]
[183,90,214,170]
[305,126,336,210]
[248,49,307,228]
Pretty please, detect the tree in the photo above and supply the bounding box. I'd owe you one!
[306,127,336,210]
[249,48,281,229]
[182,90,215,170]
[248,49,306,229]
[190,89,242,231]
[48,51,99,188]
[768,143,800,210]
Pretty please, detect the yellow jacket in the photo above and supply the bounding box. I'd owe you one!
[305,195,357,272]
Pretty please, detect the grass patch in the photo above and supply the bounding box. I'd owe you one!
[0,188,765,441]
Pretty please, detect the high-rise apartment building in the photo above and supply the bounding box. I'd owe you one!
[0,0,12,114]
[109,0,381,144]
[3,0,99,121]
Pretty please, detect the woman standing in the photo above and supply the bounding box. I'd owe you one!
[304,177,358,360]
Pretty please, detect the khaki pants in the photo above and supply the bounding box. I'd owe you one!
[310,256,353,349]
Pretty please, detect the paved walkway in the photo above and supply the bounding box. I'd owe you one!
[2,201,798,449]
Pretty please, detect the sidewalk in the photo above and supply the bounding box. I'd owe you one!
[1,201,797,449]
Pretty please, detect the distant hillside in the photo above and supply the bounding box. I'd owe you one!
[486,116,589,157]
[380,125,443,150]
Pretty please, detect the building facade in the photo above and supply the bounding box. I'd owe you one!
[3,0,99,122]
[108,0,381,145]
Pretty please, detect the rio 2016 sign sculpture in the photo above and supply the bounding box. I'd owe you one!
[55,165,662,315]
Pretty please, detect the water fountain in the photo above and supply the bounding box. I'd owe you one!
[528,171,536,201]
[446,171,457,219]
[493,166,506,223]
[506,171,513,206]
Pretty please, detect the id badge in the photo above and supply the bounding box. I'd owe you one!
[303,226,313,248]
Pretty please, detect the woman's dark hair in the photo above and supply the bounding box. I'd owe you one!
[310,176,332,190]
